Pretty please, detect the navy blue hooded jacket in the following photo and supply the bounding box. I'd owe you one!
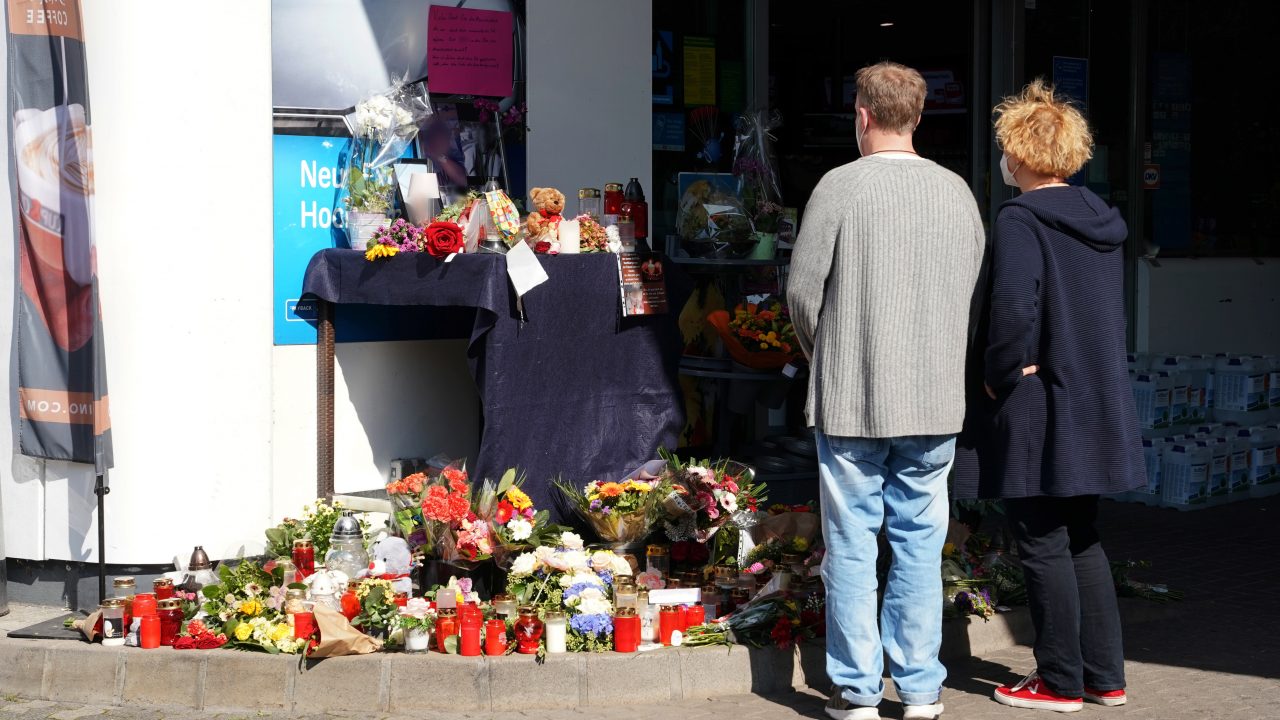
[953,186,1146,499]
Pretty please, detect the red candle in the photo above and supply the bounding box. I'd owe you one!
[459,616,482,657]
[393,593,408,608]
[293,612,317,640]
[604,182,624,216]
[292,539,315,580]
[484,619,509,656]
[139,615,160,649]
[132,592,158,619]
[152,578,175,601]
[340,585,361,622]
[613,608,640,652]
[514,606,543,654]
[435,610,458,653]
[684,604,705,628]
[659,605,680,646]
[156,599,182,646]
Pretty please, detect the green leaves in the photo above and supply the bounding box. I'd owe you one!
[497,468,518,495]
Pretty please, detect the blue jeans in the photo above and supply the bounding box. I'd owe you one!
[817,432,954,707]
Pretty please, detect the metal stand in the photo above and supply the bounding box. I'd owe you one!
[317,299,336,501]
[93,473,109,603]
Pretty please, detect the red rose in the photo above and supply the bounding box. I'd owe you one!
[173,636,196,650]
[196,634,222,649]
[423,221,464,258]
[534,241,552,254]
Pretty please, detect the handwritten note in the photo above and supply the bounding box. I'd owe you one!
[428,5,514,97]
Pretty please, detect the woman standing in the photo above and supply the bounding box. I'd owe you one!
[954,80,1145,713]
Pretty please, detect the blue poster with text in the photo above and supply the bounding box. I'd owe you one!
[273,134,446,345]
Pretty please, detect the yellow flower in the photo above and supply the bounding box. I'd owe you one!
[505,486,533,512]
[942,543,957,557]
[792,538,810,551]
[364,243,399,261]
[234,622,252,641]
[270,623,292,642]
[239,599,263,616]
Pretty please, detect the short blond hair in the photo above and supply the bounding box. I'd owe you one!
[994,79,1093,177]
[855,62,927,134]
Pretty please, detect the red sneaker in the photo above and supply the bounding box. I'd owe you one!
[993,672,1084,713]
[1083,687,1127,706]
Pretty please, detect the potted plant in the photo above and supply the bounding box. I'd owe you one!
[396,598,435,653]
[750,200,783,260]
[341,85,429,249]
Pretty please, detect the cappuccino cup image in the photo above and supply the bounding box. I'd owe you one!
[14,103,97,352]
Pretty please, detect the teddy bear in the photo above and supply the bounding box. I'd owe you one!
[359,536,414,596]
[524,186,566,244]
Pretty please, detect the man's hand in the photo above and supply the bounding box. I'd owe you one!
[985,364,1039,400]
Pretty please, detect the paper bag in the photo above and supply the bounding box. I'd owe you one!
[309,603,383,657]
[74,610,103,643]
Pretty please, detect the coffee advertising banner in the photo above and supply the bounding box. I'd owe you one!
[6,0,112,472]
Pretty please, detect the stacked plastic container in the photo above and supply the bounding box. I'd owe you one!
[1122,352,1279,509]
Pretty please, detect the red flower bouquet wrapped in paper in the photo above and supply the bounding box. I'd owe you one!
[706,298,801,371]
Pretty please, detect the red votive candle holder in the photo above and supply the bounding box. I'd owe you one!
[613,608,640,652]
[139,615,160,649]
[132,592,157,619]
[152,578,174,601]
[393,593,408,608]
[435,608,458,653]
[684,604,705,628]
[484,619,509,656]
[293,612,316,640]
[156,599,182,647]
[659,605,680,646]
[459,616,482,657]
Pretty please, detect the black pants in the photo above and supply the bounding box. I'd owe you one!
[1004,495,1125,697]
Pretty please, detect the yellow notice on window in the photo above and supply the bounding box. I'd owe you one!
[683,36,716,106]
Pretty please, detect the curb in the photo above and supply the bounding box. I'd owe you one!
[0,607,1048,712]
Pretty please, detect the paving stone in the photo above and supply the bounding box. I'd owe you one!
[487,653,581,710]
[386,653,489,712]
[583,649,678,705]
[120,648,204,709]
[42,645,120,704]
[0,643,46,698]
[200,650,295,712]
[292,655,388,714]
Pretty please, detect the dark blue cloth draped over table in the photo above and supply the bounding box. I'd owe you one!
[301,249,691,517]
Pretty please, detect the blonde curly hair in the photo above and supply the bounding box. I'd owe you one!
[994,79,1093,178]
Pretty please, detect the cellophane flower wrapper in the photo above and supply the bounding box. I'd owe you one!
[555,460,668,545]
[676,186,755,247]
[342,82,433,213]
[732,109,783,210]
[659,453,765,549]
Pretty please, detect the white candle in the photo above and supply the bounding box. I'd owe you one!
[545,612,568,653]
[558,219,581,254]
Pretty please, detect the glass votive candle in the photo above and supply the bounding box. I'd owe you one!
[646,544,669,576]
[459,614,482,657]
[484,618,509,656]
[701,584,722,618]
[293,611,316,640]
[544,611,568,654]
[491,593,517,618]
[275,558,296,587]
[684,604,705,628]
[659,605,680,646]
[578,187,602,218]
[152,577,174,601]
[100,598,126,646]
[435,608,458,653]
[131,592,157,619]
[515,606,543,654]
[613,607,640,652]
[156,598,182,646]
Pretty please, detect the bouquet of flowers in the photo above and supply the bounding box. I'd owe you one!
[554,460,668,545]
[732,109,784,225]
[659,450,767,563]
[198,560,308,654]
[706,298,802,371]
[676,180,756,259]
[351,577,402,637]
[489,469,563,563]
[343,83,432,215]
[682,594,816,650]
[575,214,610,252]
[505,531,634,652]
[172,619,228,650]
[264,498,360,561]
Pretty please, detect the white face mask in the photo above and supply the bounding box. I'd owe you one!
[1000,153,1021,187]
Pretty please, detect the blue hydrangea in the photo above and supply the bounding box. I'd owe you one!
[570,613,613,636]
[563,582,600,599]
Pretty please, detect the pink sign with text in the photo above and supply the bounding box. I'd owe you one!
[428,5,513,97]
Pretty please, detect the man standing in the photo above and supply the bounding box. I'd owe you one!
[788,62,986,720]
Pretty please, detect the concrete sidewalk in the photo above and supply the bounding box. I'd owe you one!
[2,497,1275,718]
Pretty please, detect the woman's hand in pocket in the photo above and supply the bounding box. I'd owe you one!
[985,364,1040,400]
